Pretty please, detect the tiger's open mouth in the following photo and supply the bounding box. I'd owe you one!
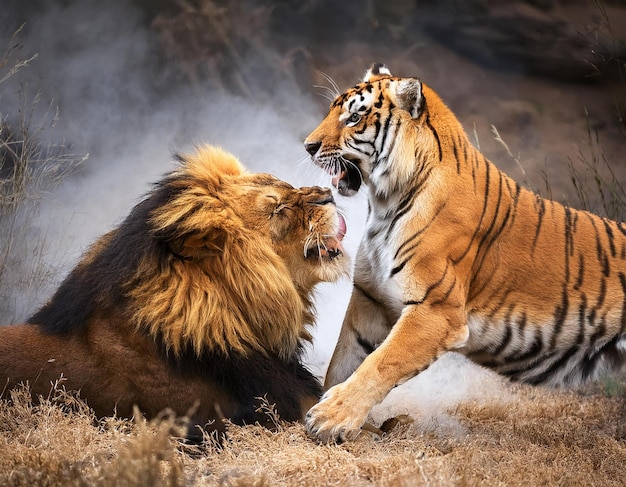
[331,157,362,197]
[305,214,347,261]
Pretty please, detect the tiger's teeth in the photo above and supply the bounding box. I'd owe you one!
[332,171,347,188]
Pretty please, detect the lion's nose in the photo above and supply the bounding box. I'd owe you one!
[304,141,321,156]
[312,189,334,205]
[301,187,334,205]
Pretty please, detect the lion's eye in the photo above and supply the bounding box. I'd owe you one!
[269,203,289,218]
[346,112,361,126]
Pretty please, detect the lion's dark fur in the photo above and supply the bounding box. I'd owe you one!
[28,179,177,335]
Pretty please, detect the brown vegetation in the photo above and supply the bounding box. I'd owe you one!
[0,380,625,486]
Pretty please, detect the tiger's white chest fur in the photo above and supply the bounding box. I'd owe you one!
[353,198,411,320]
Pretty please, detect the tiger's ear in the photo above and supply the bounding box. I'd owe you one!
[363,63,392,82]
[390,78,423,119]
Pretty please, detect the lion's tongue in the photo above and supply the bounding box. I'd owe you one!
[316,215,347,259]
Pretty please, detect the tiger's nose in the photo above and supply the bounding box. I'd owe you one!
[304,141,321,156]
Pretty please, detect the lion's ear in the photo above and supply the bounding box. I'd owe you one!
[152,197,240,259]
[152,145,247,259]
[165,231,228,259]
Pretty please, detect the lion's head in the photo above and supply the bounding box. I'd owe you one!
[139,145,350,357]
[32,145,349,361]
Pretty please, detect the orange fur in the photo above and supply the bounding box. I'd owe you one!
[0,145,349,438]
[303,63,626,441]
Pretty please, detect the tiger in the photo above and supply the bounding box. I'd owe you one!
[302,63,626,442]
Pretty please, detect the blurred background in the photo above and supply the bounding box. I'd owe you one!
[1,0,625,418]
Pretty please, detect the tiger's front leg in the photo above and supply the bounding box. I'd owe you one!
[306,301,468,442]
[324,284,393,389]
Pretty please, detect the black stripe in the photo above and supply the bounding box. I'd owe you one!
[595,277,607,310]
[385,163,433,232]
[563,206,575,283]
[377,110,393,156]
[424,113,442,162]
[384,119,399,159]
[452,157,490,264]
[587,307,597,326]
[431,276,457,306]
[505,327,543,363]
[578,293,588,329]
[474,169,504,256]
[354,283,383,307]
[493,322,513,356]
[590,215,611,277]
[453,138,461,174]
[463,138,470,169]
[550,285,569,350]
[403,263,450,305]
[619,273,626,334]
[356,333,376,355]
[349,137,376,151]
[602,218,616,257]
[588,317,607,347]
[573,253,584,291]
[387,188,420,237]
[390,260,408,277]
[374,91,384,108]
[346,139,374,156]
[581,334,621,381]
[575,297,586,345]
[525,346,580,385]
[392,202,447,263]
[531,196,546,253]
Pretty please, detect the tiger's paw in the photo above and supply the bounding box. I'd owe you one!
[305,382,372,442]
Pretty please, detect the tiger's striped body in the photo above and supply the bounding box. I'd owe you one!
[303,63,626,442]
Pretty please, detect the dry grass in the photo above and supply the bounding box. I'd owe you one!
[0,26,86,323]
[1,378,624,487]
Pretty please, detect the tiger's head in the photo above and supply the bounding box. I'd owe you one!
[305,63,451,198]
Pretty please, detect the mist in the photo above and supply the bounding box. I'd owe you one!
[1,0,525,427]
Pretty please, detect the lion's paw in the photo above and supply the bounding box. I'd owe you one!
[305,382,372,442]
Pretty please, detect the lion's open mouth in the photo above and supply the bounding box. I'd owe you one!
[330,157,362,197]
[305,214,346,261]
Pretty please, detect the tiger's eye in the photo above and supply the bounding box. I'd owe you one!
[348,113,361,124]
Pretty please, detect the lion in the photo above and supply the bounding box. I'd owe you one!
[0,145,349,439]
